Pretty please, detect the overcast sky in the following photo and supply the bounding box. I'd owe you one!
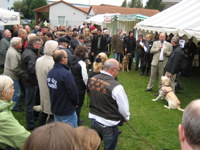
[63,0,148,7]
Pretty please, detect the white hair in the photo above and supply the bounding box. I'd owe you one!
[44,40,58,56]
[10,37,22,47]
[27,33,36,42]
[3,29,10,36]
[0,75,13,96]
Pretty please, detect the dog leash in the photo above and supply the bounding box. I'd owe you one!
[126,122,155,150]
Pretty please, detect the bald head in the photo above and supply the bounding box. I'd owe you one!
[3,29,12,38]
[53,49,67,64]
[103,59,120,78]
[181,99,200,148]
[159,32,166,41]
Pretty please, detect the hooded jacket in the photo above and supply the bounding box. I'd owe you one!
[0,100,30,149]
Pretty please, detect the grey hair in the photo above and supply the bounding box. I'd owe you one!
[103,61,117,70]
[171,36,179,44]
[27,33,36,42]
[28,36,42,45]
[10,37,22,47]
[18,29,27,36]
[182,99,200,147]
[36,32,43,36]
[3,29,11,36]
[0,75,13,96]
[44,40,58,56]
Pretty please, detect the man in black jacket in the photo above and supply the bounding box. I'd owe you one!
[21,36,42,130]
[124,30,136,70]
[91,28,107,60]
[165,36,185,92]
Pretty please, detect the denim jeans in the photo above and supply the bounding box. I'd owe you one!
[54,111,78,128]
[76,89,85,124]
[90,119,118,150]
[114,53,121,62]
[12,79,21,110]
[25,86,37,129]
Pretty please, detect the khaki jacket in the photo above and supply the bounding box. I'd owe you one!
[150,40,172,67]
[4,46,21,80]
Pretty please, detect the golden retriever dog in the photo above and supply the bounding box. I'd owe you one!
[152,76,184,111]
[122,53,131,72]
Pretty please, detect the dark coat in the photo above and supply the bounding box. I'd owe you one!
[136,39,146,56]
[70,38,82,53]
[124,36,136,55]
[111,34,124,53]
[21,44,39,88]
[165,45,185,75]
[70,56,86,90]
[47,63,79,115]
[91,34,107,55]
[185,41,197,59]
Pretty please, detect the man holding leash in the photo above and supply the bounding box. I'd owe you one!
[88,58,130,150]
[165,36,185,92]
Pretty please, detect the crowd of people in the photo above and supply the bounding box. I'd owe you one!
[0,23,200,150]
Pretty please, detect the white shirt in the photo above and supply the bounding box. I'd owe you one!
[78,60,88,85]
[89,70,130,126]
[159,41,166,61]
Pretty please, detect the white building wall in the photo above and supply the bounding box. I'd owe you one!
[0,0,19,9]
[49,3,87,28]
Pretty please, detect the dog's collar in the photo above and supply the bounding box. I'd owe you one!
[161,89,173,96]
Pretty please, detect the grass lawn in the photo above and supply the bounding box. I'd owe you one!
[13,67,200,150]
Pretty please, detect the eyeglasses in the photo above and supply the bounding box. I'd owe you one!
[113,68,120,72]
[63,56,68,59]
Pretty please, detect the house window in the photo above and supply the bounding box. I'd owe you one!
[58,16,65,25]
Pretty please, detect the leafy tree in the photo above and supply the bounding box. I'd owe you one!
[136,0,143,8]
[12,0,28,17]
[121,0,127,7]
[145,0,165,11]
[13,0,47,19]
[128,0,136,8]
[29,0,47,18]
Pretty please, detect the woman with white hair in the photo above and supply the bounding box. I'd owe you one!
[4,37,23,111]
[35,40,58,126]
[0,75,30,149]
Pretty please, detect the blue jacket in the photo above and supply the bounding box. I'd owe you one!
[47,63,79,116]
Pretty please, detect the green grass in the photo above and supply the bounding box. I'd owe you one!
[12,67,200,150]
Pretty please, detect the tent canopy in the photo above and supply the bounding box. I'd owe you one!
[86,13,119,26]
[135,0,200,40]
[0,8,20,25]
[87,13,148,25]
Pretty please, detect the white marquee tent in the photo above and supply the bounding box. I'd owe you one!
[0,8,20,25]
[135,0,200,40]
[87,13,149,35]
